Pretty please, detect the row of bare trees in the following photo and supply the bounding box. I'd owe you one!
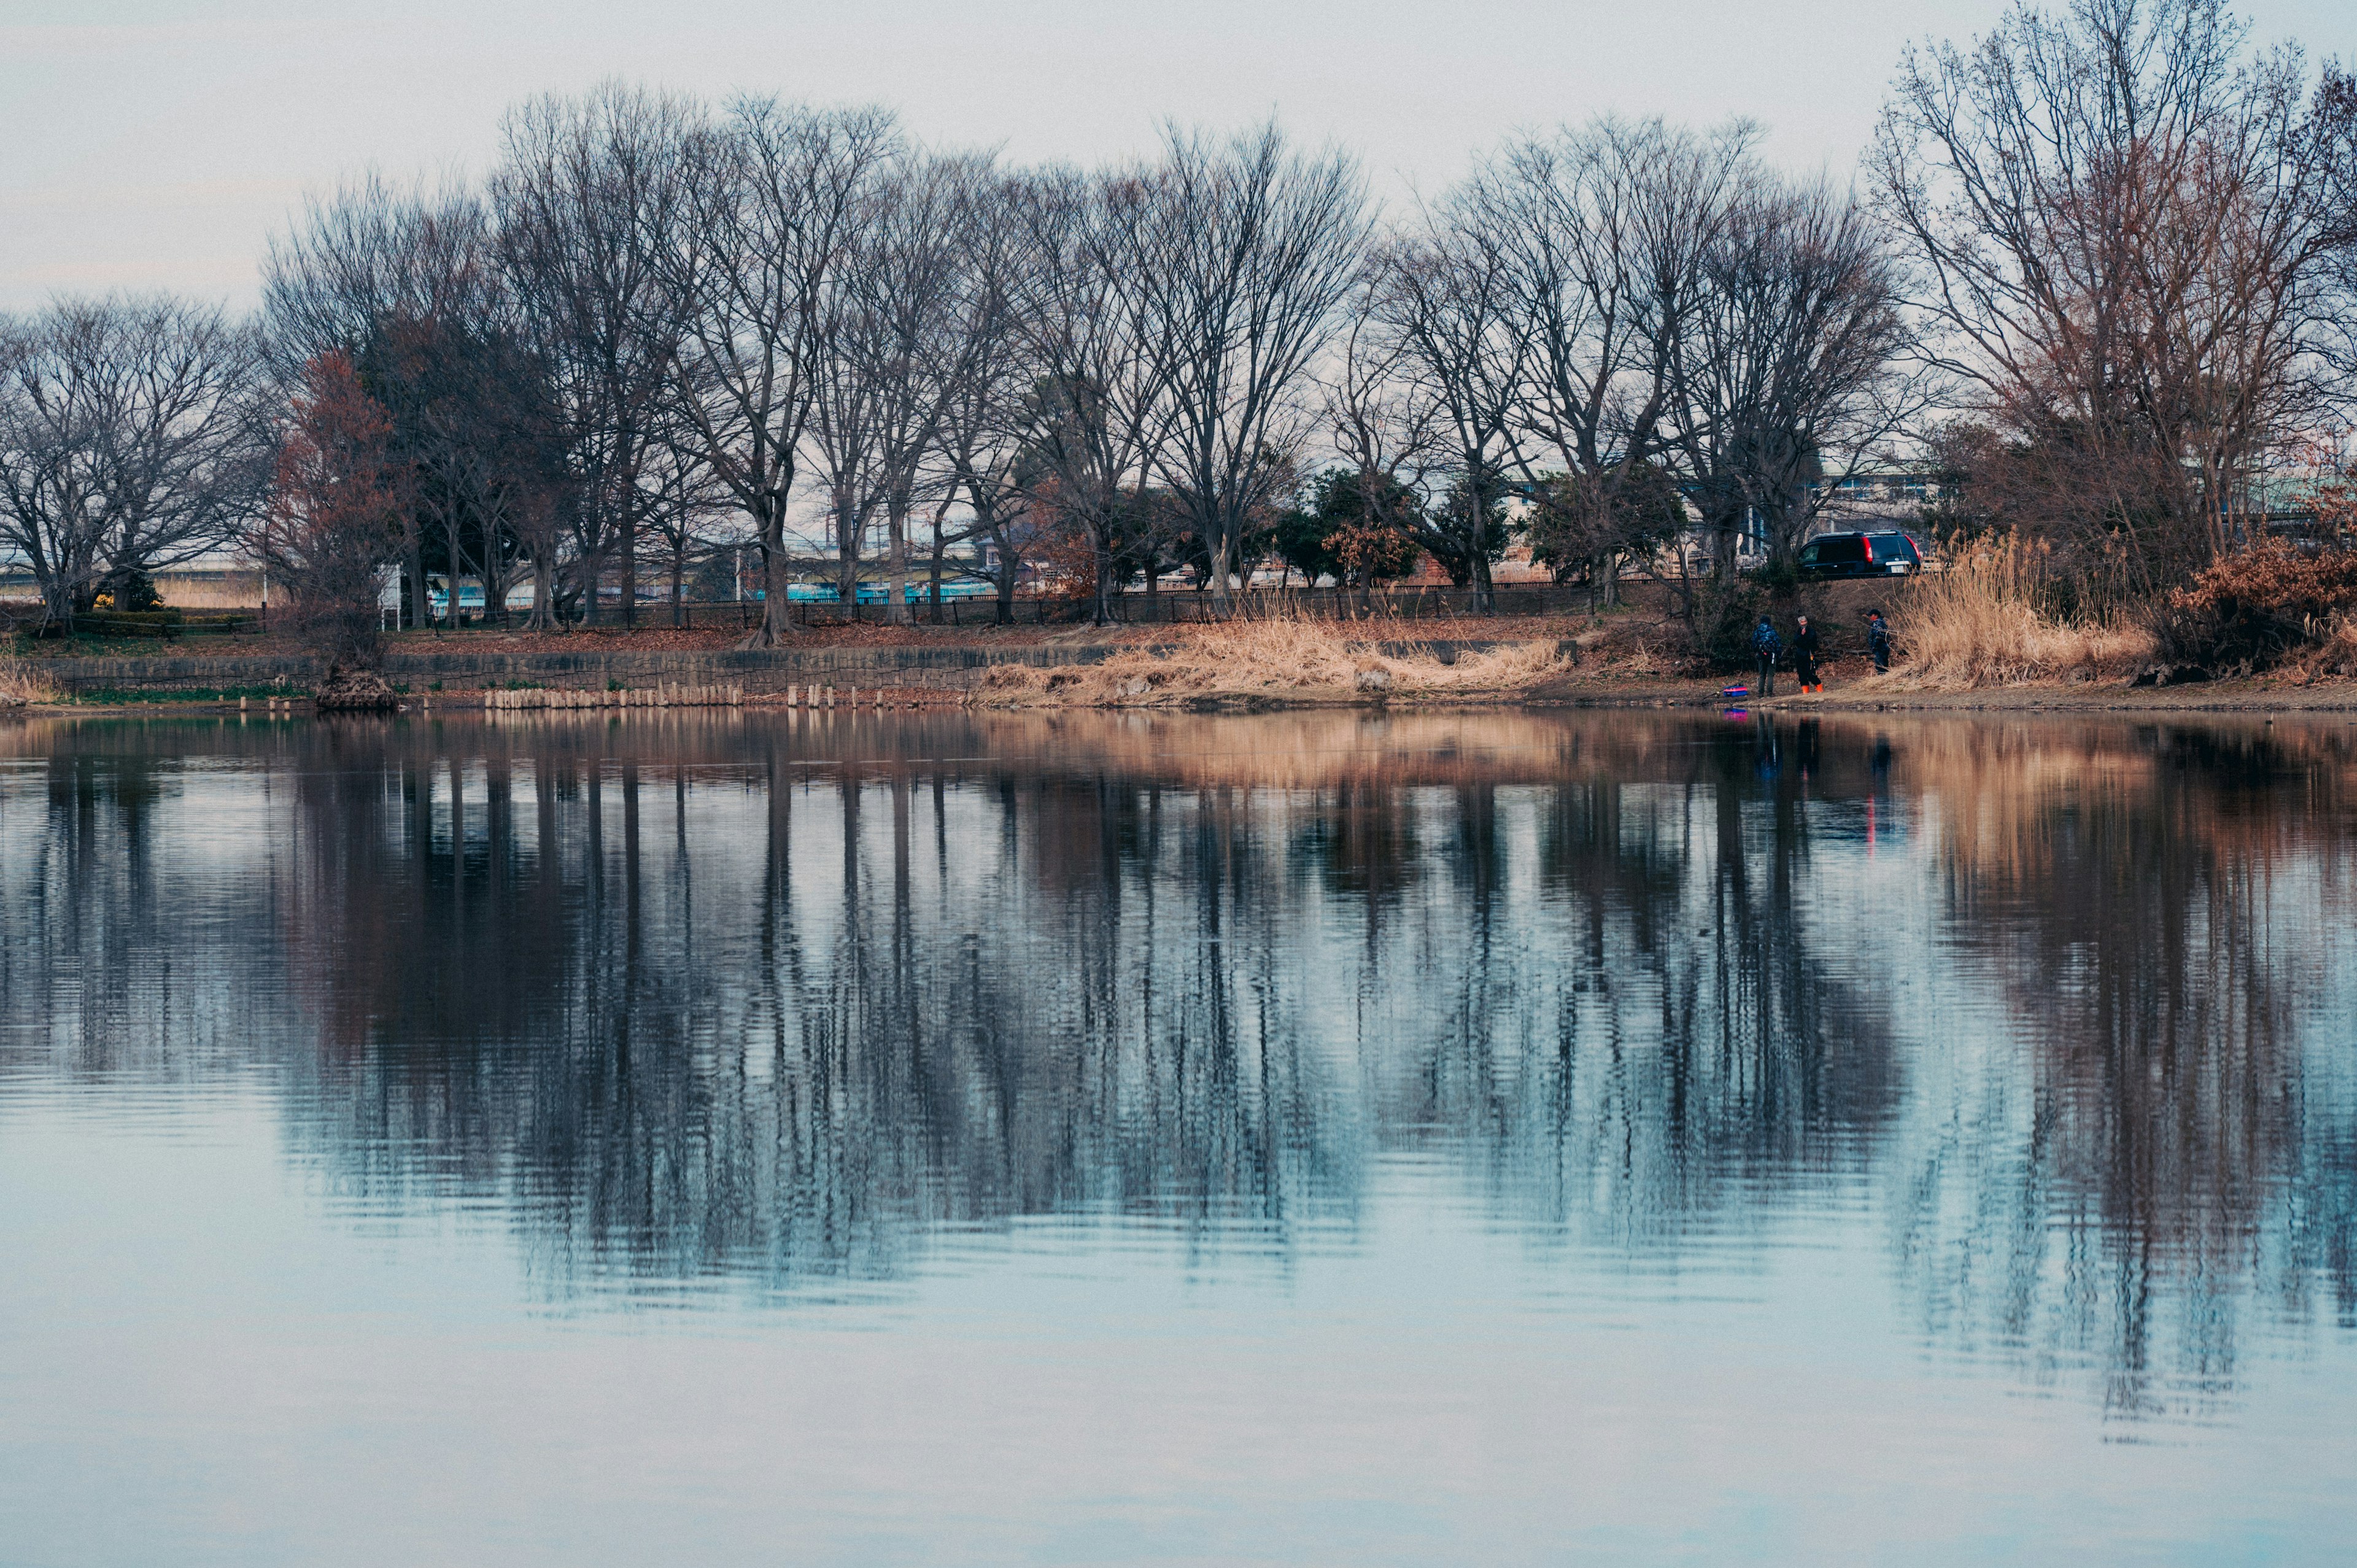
[5,0,2351,641]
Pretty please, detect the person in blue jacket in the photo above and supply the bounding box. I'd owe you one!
[1752,616,1782,698]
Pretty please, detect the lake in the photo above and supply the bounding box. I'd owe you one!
[2,708,2354,1565]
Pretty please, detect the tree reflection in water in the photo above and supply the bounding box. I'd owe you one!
[1,708,2351,1413]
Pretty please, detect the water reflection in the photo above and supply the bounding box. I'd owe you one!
[2,708,2353,1415]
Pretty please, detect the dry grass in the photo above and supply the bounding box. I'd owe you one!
[981,616,1577,705]
[2277,617,2357,685]
[0,658,62,708]
[1886,540,2156,687]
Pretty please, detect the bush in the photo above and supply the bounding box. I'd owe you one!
[1686,576,1766,670]
[91,571,164,614]
[2162,540,2357,670]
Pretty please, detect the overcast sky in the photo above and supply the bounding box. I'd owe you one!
[4,0,2352,313]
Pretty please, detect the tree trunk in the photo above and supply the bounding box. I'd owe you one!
[446,510,465,629]
[885,497,910,626]
[408,543,428,632]
[832,486,861,614]
[1471,548,1496,614]
[619,484,638,630]
[41,573,74,636]
[529,555,556,632]
[743,508,797,648]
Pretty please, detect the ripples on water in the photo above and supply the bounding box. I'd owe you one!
[2,709,2355,1563]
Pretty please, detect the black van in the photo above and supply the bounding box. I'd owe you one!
[1797,531,1925,580]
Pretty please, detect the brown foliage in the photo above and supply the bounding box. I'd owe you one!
[257,352,411,671]
[1322,517,1420,585]
[2164,538,2357,668]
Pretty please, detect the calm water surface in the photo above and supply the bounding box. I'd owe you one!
[2,708,2355,1565]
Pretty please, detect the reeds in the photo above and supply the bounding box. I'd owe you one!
[1889,539,2156,686]
[0,658,60,708]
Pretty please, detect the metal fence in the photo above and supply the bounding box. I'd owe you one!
[9,579,1614,638]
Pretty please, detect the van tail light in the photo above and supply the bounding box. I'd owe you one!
[1864,537,1875,563]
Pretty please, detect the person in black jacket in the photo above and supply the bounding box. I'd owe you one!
[1792,614,1821,693]
[1751,616,1781,698]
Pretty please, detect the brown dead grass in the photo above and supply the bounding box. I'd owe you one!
[1886,541,2156,688]
[981,617,1579,706]
[0,658,61,708]
[2261,618,2357,687]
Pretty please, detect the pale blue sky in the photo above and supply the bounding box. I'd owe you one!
[3,0,2351,311]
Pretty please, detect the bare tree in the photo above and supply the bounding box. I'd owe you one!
[856,153,997,624]
[800,168,891,617]
[1371,221,1530,606]
[662,97,899,646]
[0,296,265,633]
[1669,173,1918,571]
[1871,0,2356,593]
[999,166,1172,624]
[262,172,490,374]
[1318,279,1444,606]
[495,81,697,628]
[1477,116,1755,600]
[636,406,733,626]
[1126,124,1371,611]
[930,172,1037,625]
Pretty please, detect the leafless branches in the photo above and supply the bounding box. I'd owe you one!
[1128,125,1371,608]
[495,82,697,628]
[1871,0,2355,593]
[36,15,2323,645]
[0,296,265,631]
[659,98,899,645]
[1670,174,1919,568]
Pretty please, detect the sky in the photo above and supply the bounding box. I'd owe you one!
[4,0,2353,312]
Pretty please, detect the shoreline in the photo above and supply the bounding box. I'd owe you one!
[10,675,2356,719]
[8,614,2355,718]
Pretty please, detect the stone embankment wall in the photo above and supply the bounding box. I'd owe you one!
[38,638,1539,695]
[38,644,1127,695]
